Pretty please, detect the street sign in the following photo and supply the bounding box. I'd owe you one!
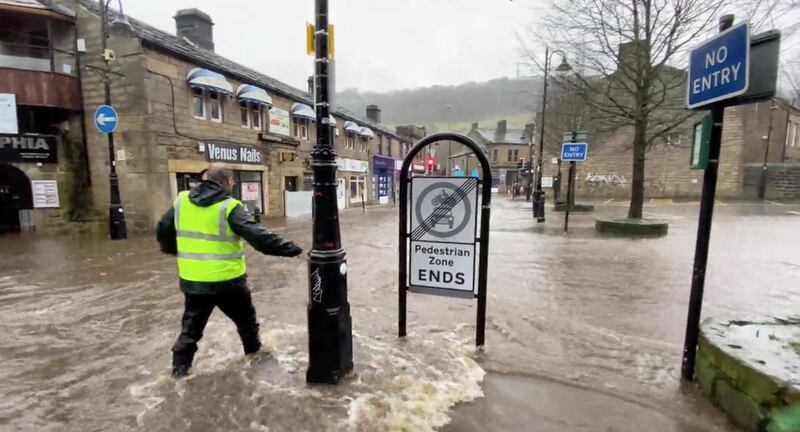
[561,142,588,161]
[686,22,750,109]
[409,177,478,295]
[94,105,118,134]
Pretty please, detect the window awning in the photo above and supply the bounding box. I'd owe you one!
[236,84,273,107]
[358,126,375,139]
[291,103,316,120]
[344,121,361,134]
[187,68,233,95]
[328,115,337,126]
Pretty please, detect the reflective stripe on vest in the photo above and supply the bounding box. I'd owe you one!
[174,192,246,282]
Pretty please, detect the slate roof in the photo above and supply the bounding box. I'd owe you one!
[1,0,76,17]
[473,128,529,145]
[78,0,408,141]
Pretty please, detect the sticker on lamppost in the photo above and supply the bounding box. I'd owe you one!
[409,176,478,294]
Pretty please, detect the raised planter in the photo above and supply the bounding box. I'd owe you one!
[594,218,668,236]
[695,317,800,432]
[553,203,595,212]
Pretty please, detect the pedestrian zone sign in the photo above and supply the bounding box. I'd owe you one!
[686,22,750,109]
[409,176,478,295]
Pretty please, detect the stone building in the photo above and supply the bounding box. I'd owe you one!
[74,0,412,232]
[466,120,533,193]
[0,0,97,234]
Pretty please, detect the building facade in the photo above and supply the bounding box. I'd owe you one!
[467,120,533,193]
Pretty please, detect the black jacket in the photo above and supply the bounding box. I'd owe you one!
[156,180,302,294]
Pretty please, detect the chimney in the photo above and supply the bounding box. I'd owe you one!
[524,123,535,140]
[174,9,214,51]
[494,120,507,142]
[366,105,381,123]
[471,122,479,130]
[617,41,646,72]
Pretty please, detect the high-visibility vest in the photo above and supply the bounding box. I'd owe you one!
[173,191,246,282]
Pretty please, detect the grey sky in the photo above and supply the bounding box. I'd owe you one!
[121,0,535,93]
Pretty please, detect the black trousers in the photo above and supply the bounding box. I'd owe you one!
[172,279,261,367]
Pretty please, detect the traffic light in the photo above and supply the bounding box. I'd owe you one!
[517,158,527,171]
[426,156,436,173]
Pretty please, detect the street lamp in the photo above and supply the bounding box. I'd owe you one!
[533,47,571,223]
[99,0,131,240]
[306,0,353,385]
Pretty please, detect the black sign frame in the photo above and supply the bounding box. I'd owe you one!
[398,132,493,347]
[0,134,58,164]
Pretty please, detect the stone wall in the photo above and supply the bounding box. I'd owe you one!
[742,163,800,199]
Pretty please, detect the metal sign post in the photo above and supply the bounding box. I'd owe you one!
[681,15,780,381]
[560,135,587,233]
[398,133,493,347]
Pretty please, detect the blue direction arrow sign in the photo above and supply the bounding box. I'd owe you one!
[94,105,118,134]
[686,22,750,109]
[561,142,587,161]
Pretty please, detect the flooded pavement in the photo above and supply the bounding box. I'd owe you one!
[0,197,798,431]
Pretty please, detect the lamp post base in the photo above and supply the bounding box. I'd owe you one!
[109,204,127,240]
[532,190,546,223]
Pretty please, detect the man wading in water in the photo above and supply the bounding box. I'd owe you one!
[157,164,303,378]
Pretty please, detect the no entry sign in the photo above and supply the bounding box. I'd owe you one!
[409,177,478,294]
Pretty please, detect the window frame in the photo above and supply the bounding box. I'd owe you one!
[251,104,262,130]
[191,88,206,120]
[239,101,250,128]
[209,91,223,123]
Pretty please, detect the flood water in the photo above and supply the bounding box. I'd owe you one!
[1,198,798,431]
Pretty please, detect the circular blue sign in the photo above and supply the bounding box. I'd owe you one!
[94,105,118,134]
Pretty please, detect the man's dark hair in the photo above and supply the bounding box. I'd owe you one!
[206,164,233,185]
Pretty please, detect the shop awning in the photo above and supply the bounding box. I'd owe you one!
[291,103,316,120]
[236,84,273,107]
[358,126,375,139]
[186,68,233,95]
[344,121,361,134]
[328,115,337,126]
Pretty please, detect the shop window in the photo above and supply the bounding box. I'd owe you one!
[234,171,264,214]
[192,88,205,119]
[209,92,222,123]
[176,172,203,192]
[284,176,298,192]
[240,102,250,127]
[349,175,366,203]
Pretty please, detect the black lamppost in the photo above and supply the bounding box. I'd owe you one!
[534,47,571,222]
[99,0,130,240]
[306,0,353,385]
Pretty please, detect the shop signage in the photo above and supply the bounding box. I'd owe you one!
[204,142,263,165]
[336,158,368,173]
[373,155,395,171]
[0,134,58,163]
[32,180,59,208]
[269,107,291,136]
[0,93,18,134]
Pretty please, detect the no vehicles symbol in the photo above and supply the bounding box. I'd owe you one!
[411,177,478,244]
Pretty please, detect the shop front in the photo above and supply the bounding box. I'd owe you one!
[336,157,369,208]
[372,155,396,204]
[169,141,268,215]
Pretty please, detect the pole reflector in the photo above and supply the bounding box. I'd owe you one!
[328,24,335,58]
[306,22,315,55]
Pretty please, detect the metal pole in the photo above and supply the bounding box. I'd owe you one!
[758,100,776,200]
[681,14,734,383]
[307,0,353,385]
[564,161,574,233]
[102,0,127,240]
[533,48,549,222]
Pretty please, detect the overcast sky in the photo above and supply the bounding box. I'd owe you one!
[121,0,536,93]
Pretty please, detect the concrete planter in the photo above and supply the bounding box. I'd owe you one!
[594,218,668,236]
[695,317,800,432]
[553,203,595,212]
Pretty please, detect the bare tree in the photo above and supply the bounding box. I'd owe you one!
[523,0,730,219]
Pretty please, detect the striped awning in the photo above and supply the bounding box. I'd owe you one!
[358,126,375,139]
[236,84,273,107]
[344,121,361,134]
[291,103,316,120]
[328,115,337,126]
[186,68,233,95]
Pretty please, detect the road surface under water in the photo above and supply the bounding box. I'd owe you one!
[0,197,798,431]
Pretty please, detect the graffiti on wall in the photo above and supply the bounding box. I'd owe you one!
[585,172,627,192]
